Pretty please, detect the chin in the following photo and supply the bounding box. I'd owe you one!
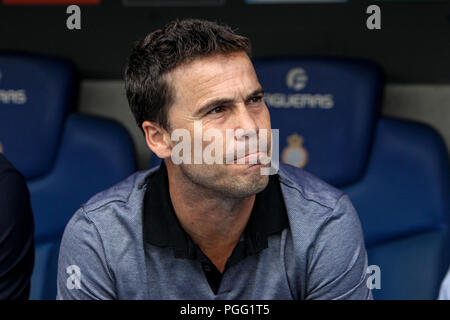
[228,171,269,197]
[179,162,269,198]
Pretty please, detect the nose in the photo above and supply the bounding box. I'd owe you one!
[234,104,259,139]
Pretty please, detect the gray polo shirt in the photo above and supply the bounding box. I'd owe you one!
[143,161,290,295]
[56,163,372,300]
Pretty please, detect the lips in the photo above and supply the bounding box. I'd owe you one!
[235,151,265,165]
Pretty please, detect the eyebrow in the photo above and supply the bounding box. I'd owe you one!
[193,87,265,117]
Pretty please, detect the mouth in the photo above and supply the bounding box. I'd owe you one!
[234,151,266,165]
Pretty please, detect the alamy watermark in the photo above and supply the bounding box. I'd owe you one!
[66,265,81,290]
[169,120,279,175]
[366,264,381,290]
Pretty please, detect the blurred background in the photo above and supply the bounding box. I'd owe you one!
[0,0,449,300]
[2,0,450,168]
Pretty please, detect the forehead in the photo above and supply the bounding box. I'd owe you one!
[167,52,260,110]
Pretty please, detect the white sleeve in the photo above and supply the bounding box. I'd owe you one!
[438,269,450,300]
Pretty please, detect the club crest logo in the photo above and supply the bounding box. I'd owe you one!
[281,133,308,168]
[286,67,308,91]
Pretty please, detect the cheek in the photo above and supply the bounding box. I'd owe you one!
[256,104,272,130]
[257,106,272,151]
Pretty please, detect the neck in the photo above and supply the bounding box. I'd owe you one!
[166,162,255,272]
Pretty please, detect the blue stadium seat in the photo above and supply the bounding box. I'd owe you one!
[0,53,137,299]
[344,118,450,299]
[251,57,450,299]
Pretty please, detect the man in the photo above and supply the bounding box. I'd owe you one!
[57,19,372,299]
[0,148,35,300]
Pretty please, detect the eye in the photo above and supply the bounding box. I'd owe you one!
[248,95,263,104]
[208,105,226,115]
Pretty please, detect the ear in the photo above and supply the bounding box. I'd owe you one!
[142,120,172,159]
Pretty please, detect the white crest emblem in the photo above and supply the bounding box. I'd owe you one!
[281,133,308,168]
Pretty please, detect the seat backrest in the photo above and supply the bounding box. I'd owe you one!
[344,118,450,299]
[0,53,75,180]
[0,53,137,299]
[345,118,450,247]
[253,57,383,187]
[28,113,136,299]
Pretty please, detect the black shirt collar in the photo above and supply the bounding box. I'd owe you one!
[142,161,289,263]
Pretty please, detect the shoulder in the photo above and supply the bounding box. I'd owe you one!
[82,168,153,211]
[62,167,157,244]
[80,167,157,218]
[58,168,158,299]
[277,163,344,211]
[0,154,34,300]
[0,154,32,228]
[59,167,157,267]
[277,163,362,246]
[277,164,370,300]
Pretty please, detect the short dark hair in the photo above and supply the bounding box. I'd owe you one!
[124,19,251,133]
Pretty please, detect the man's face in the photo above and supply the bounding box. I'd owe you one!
[165,51,272,198]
